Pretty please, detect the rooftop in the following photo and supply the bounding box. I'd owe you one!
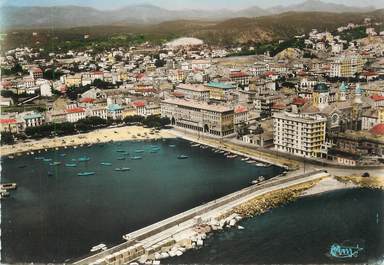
[206,82,235,90]
[176,83,209,92]
[162,98,233,113]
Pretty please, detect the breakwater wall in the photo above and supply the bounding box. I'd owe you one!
[73,170,329,265]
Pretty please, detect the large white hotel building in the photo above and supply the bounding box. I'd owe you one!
[273,112,327,158]
[161,98,235,137]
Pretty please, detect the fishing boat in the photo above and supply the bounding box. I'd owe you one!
[117,156,126,160]
[0,183,17,190]
[49,162,62,166]
[77,172,95,176]
[90,244,107,253]
[78,157,90,162]
[116,150,126,153]
[177,155,189,159]
[114,167,130,172]
[135,149,145,153]
[100,162,112,166]
[255,162,266,167]
[43,158,53,162]
[65,163,77,167]
[131,156,142,160]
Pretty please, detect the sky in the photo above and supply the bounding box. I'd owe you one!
[1,0,383,10]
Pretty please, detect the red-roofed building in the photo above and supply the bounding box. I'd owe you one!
[292,97,307,106]
[0,118,23,133]
[370,123,384,136]
[371,95,384,107]
[66,107,86,123]
[79,97,95,104]
[234,105,249,125]
[229,71,250,86]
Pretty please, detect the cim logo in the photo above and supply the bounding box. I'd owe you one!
[329,243,364,258]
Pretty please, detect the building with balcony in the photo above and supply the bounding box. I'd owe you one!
[273,112,327,158]
[161,98,234,137]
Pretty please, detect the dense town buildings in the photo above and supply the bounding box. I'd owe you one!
[1,17,383,166]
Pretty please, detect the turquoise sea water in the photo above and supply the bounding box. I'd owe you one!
[1,138,282,263]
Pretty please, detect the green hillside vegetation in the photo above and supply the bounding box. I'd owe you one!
[3,9,383,51]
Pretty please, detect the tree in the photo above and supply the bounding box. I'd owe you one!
[1,132,15,145]
[123,115,145,125]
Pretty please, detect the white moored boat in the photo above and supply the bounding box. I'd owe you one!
[90,244,107,252]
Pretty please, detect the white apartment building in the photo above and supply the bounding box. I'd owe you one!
[66,107,86,123]
[273,112,327,158]
[174,84,210,101]
[161,98,234,137]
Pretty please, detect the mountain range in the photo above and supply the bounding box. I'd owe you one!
[0,0,377,29]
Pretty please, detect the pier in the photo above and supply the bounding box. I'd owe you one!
[73,169,329,265]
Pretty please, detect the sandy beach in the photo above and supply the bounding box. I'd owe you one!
[0,126,175,157]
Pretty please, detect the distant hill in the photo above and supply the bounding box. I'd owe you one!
[0,0,377,29]
[3,9,383,50]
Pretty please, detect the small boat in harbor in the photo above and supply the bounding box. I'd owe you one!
[258,176,265,182]
[246,160,256,164]
[60,154,67,157]
[177,155,189,159]
[43,158,53,162]
[114,167,130,172]
[0,183,17,190]
[241,157,250,161]
[255,162,266,167]
[100,162,112,166]
[135,149,145,153]
[116,150,126,153]
[35,156,45,160]
[150,150,159,153]
[224,152,230,156]
[226,154,238,159]
[131,156,142,160]
[78,157,90,162]
[169,144,176,148]
[191,143,200,147]
[65,163,77,167]
[218,150,225,154]
[77,172,95,176]
[90,244,107,253]
[251,180,259,185]
[49,162,62,166]
[117,156,126,160]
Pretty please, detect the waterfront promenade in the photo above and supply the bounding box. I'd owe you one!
[73,169,329,265]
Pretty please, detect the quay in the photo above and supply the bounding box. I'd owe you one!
[73,169,329,265]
